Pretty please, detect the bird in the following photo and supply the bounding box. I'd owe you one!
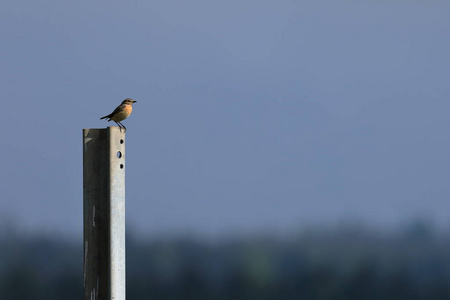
[100,98,137,132]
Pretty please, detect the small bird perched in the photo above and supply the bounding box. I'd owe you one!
[100,98,137,132]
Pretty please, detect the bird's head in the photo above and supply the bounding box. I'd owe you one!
[122,98,137,105]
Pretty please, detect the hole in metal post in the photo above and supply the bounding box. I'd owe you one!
[120,139,124,144]
[117,151,122,158]
[120,164,124,169]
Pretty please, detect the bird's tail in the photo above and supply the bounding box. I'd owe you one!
[100,116,109,120]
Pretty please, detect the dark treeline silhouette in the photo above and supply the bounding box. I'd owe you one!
[1,222,450,299]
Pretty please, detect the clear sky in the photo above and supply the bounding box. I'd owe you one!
[2,0,450,237]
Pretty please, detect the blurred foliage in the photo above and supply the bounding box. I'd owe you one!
[1,223,450,299]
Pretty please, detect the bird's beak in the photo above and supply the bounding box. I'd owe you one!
[133,100,137,103]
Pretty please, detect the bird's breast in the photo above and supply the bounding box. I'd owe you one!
[111,105,133,122]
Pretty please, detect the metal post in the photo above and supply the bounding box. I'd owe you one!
[83,127,126,300]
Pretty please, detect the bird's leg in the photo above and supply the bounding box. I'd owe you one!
[114,121,123,132]
[118,122,127,132]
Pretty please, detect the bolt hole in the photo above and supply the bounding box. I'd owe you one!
[117,151,122,158]
[120,164,124,169]
[120,139,124,144]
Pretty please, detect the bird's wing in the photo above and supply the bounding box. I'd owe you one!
[103,104,124,119]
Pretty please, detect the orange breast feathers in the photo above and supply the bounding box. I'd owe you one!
[110,105,133,122]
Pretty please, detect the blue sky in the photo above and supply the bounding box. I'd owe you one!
[2,0,450,237]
